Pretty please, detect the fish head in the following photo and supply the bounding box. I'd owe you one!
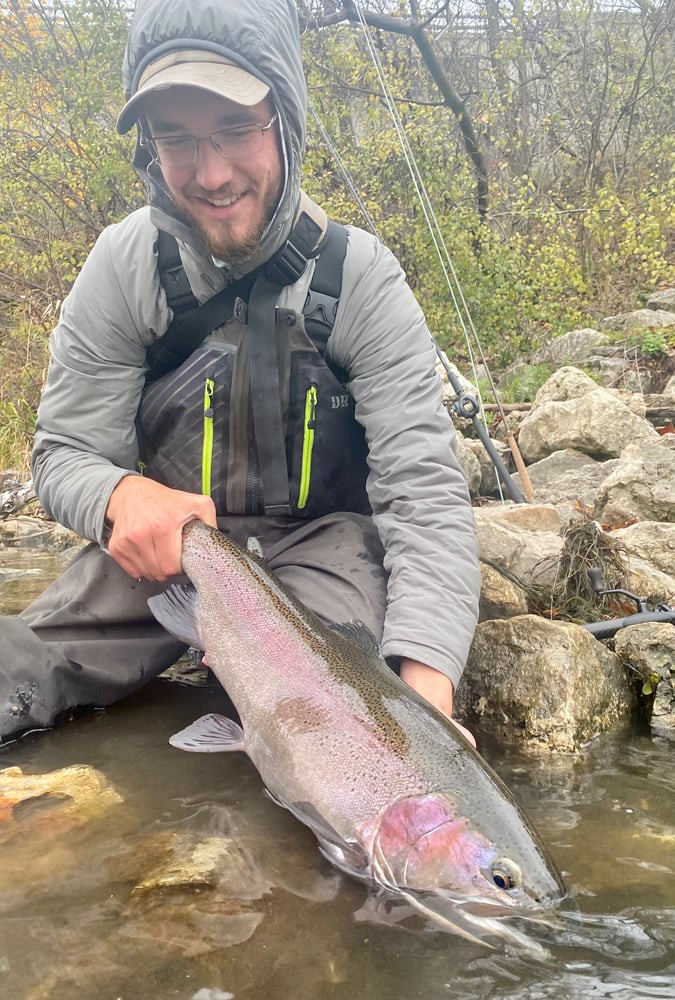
[363,792,564,911]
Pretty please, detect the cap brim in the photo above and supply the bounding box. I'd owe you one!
[117,60,270,134]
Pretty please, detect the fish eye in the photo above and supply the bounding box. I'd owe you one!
[490,858,522,891]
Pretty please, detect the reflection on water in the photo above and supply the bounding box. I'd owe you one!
[0,545,75,615]
[1,558,674,999]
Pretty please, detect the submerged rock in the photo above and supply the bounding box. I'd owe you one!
[0,764,122,842]
[131,836,251,899]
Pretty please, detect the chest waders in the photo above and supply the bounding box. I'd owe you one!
[137,213,371,519]
[0,222,388,745]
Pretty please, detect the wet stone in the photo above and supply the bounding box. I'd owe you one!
[0,764,123,842]
[131,836,244,898]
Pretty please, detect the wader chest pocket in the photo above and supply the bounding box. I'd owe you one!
[138,342,235,510]
[287,352,370,518]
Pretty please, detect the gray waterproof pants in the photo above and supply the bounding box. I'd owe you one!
[0,513,388,742]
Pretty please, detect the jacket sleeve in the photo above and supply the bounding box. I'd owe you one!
[32,210,169,546]
[328,227,480,690]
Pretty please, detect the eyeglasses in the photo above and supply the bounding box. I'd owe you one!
[144,113,278,168]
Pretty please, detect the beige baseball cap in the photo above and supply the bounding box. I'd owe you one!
[117,49,270,134]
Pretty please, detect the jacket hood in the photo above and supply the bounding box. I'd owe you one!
[120,0,307,275]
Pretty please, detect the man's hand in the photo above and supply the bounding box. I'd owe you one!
[106,475,217,580]
[400,658,476,748]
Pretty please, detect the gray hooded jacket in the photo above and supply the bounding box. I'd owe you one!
[32,0,480,688]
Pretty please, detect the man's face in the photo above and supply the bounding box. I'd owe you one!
[144,87,283,264]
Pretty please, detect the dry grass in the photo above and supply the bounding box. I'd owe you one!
[528,508,631,624]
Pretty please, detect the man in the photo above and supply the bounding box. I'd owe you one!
[0,0,480,743]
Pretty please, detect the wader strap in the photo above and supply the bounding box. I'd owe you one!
[156,228,196,315]
[148,211,325,384]
[246,214,336,516]
[149,217,349,513]
[146,272,256,383]
[247,274,291,515]
[302,221,349,366]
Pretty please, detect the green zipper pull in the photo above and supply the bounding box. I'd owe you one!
[202,377,215,497]
[298,384,317,510]
[137,460,146,476]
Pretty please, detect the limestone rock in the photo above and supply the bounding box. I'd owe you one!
[456,616,633,752]
[455,434,482,495]
[478,500,561,534]
[478,562,529,621]
[583,353,652,394]
[532,364,648,414]
[613,623,675,736]
[435,355,478,406]
[473,509,562,587]
[646,288,675,313]
[612,521,675,577]
[643,390,675,410]
[518,388,659,463]
[513,449,620,508]
[532,366,599,404]
[464,438,512,497]
[594,440,675,526]
[532,328,610,367]
[599,308,675,333]
[625,558,675,605]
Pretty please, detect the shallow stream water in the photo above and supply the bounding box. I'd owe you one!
[1,551,673,1000]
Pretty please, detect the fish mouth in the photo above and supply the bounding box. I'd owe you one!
[364,862,557,954]
[370,833,560,953]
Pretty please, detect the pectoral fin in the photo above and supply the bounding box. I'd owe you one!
[169,713,246,753]
[264,788,369,879]
[148,584,203,648]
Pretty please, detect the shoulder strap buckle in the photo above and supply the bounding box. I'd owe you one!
[263,210,324,287]
[264,237,308,286]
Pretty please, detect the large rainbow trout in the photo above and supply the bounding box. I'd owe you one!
[149,520,565,946]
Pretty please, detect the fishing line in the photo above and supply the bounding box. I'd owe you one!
[306,3,529,501]
[348,2,495,394]
[309,102,381,237]
[335,2,535,500]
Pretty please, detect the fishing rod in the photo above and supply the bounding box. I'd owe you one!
[582,566,675,639]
